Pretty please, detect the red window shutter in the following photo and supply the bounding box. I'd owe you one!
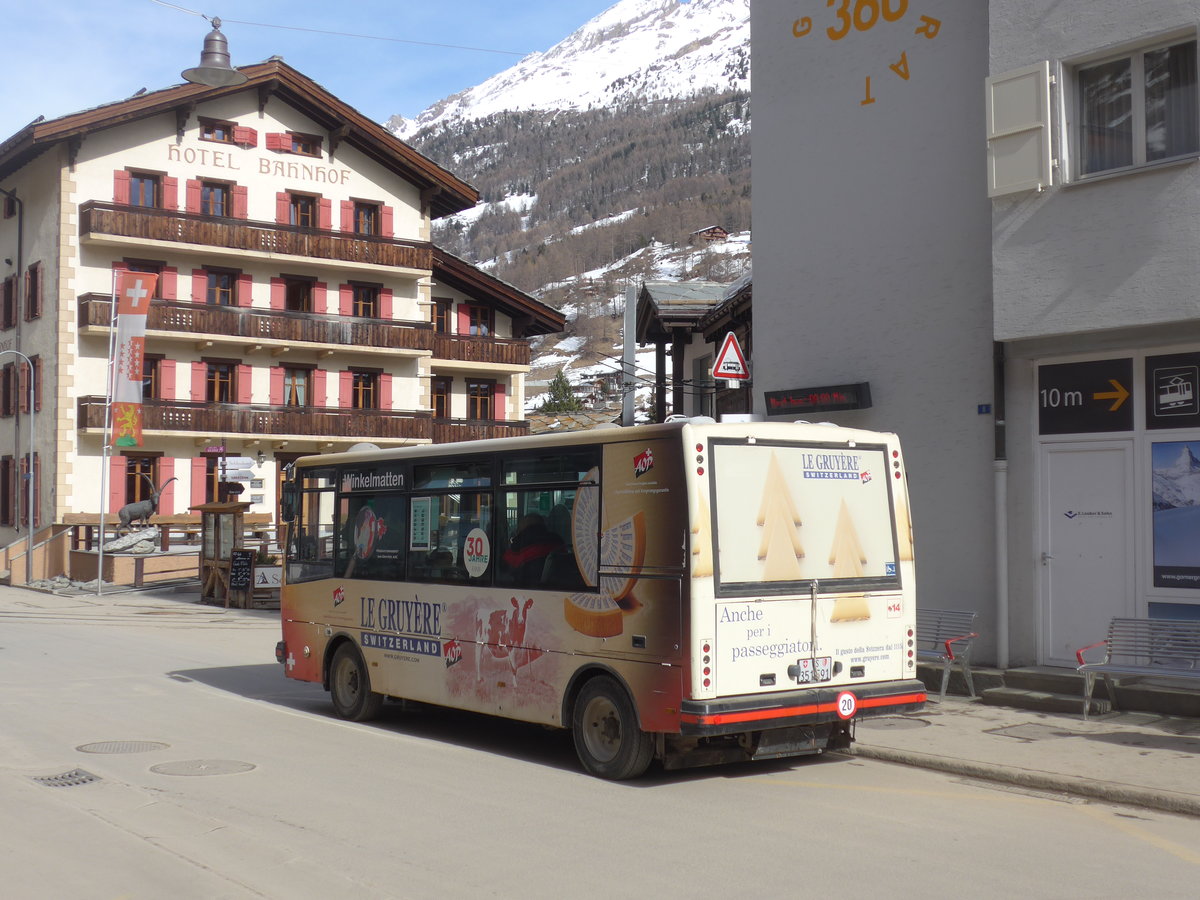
[163,176,179,210]
[113,170,131,205]
[191,457,207,509]
[236,365,252,404]
[232,185,248,219]
[380,374,393,410]
[381,205,394,238]
[339,284,352,317]
[232,126,257,147]
[158,457,176,515]
[314,281,327,315]
[270,366,284,406]
[32,357,41,412]
[457,306,470,335]
[276,192,289,225]
[191,362,207,402]
[185,179,202,214]
[17,362,27,414]
[338,371,353,409]
[266,132,287,151]
[494,382,506,421]
[159,359,177,400]
[380,288,393,320]
[270,278,285,311]
[318,198,332,230]
[191,269,206,304]
[162,266,178,300]
[313,370,327,407]
[237,273,253,308]
[110,456,127,514]
[340,200,354,232]
[32,454,40,528]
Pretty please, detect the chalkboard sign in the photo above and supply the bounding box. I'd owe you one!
[228,548,255,592]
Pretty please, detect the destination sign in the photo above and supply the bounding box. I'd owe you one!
[1038,359,1133,435]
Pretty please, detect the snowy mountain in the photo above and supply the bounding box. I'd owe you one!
[1153,445,1200,510]
[389,0,750,139]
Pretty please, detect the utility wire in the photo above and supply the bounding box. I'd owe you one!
[150,0,529,56]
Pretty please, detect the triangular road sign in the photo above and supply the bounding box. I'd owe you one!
[712,331,749,380]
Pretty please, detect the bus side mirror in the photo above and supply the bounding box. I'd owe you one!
[280,485,296,522]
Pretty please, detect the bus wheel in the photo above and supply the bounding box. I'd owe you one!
[572,676,653,780]
[329,644,383,722]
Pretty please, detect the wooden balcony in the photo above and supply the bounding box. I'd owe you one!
[432,418,530,443]
[431,333,531,367]
[79,201,433,271]
[78,295,433,354]
[78,397,432,442]
[78,398,529,444]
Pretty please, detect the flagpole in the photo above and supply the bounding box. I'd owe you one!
[97,270,119,596]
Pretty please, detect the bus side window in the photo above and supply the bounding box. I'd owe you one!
[498,490,581,590]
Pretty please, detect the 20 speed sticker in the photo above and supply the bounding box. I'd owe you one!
[835,691,858,719]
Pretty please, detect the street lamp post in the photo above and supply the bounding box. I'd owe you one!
[0,349,35,584]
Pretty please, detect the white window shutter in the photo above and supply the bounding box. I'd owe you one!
[986,61,1053,197]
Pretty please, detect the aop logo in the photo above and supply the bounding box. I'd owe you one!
[633,448,655,478]
[333,586,345,607]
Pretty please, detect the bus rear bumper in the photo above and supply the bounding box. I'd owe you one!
[677,679,927,737]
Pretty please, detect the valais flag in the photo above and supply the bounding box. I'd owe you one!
[110,271,158,447]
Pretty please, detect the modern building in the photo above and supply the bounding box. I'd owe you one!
[0,58,563,567]
[753,0,1200,666]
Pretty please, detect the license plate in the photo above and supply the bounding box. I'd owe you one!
[793,656,833,684]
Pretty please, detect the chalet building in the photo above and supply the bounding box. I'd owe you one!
[688,225,730,244]
[0,59,563,552]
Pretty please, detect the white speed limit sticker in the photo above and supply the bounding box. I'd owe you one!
[835,691,858,720]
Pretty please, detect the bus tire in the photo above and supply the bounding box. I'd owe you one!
[571,675,654,780]
[329,643,383,722]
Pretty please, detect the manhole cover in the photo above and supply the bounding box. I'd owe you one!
[857,716,930,731]
[77,741,169,754]
[986,723,1077,742]
[150,759,255,777]
[32,769,100,788]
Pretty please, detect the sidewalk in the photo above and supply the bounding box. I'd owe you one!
[851,694,1200,817]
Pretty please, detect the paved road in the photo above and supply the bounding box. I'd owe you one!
[2,595,1200,899]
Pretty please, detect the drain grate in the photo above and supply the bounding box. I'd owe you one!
[150,759,255,777]
[986,723,1078,742]
[32,769,101,788]
[77,741,169,755]
[857,716,931,731]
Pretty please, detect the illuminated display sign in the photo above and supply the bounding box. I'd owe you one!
[765,382,872,416]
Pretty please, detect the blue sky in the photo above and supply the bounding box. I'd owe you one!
[2,0,620,140]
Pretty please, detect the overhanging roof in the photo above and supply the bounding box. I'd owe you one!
[635,280,727,342]
[0,59,478,218]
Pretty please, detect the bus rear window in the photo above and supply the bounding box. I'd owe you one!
[711,441,901,594]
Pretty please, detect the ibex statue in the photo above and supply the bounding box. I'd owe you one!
[117,475,178,533]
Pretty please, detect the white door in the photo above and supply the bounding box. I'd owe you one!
[1040,442,1134,666]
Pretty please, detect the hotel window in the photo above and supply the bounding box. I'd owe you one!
[433,299,452,334]
[130,172,161,208]
[207,363,235,403]
[284,277,313,313]
[467,305,493,336]
[2,275,16,329]
[24,261,42,320]
[142,356,162,400]
[201,181,230,217]
[0,457,11,525]
[124,456,158,504]
[283,368,310,408]
[199,118,235,143]
[126,260,164,299]
[354,202,380,235]
[206,270,236,306]
[432,376,451,419]
[352,283,379,318]
[2,196,14,219]
[1076,37,1199,177]
[0,364,13,417]
[291,132,322,157]
[290,194,316,228]
[351,371,379,410]
[467,379,494,420]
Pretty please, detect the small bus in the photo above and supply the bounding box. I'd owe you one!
[276,418,925,779]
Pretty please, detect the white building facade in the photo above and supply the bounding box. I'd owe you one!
[0,60,562,562]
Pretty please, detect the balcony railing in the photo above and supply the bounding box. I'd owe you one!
[78,398,530,444]
[79,295,433,353]
[80,201,433,271]
[432,333,531,367]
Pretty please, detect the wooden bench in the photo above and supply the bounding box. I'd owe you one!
[1075,617,1200,721]
[915,608,979,701]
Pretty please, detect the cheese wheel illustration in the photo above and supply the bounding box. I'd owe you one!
[572,467,601,587]
[564,592,623,638]
[600,511,646,603]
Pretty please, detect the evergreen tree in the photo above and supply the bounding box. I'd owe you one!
[540,368,583,413]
